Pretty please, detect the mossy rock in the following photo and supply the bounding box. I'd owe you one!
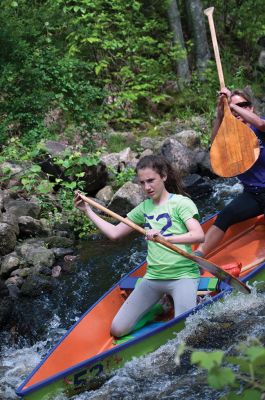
[44,236,74,248]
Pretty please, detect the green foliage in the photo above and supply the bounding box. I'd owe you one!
[0,138,101,237]
[115,168,136,188]
[0,0,264,143]
[0,0,105,147]
[176,339,265,399]
[55,186,95,239]
[55,0,178,127]
[0,0,264,236]
[201,0,265,89]
[108,166,136,189]
[52,148,100,183]
[106,134,129,153]
[201,0,265,57]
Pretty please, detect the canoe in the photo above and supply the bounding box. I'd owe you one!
[16,214,265,400]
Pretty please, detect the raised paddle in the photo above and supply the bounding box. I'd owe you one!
[77,192,251,294]
[204,7,260,178]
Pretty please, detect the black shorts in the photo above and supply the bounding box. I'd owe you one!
[214,190,265,232]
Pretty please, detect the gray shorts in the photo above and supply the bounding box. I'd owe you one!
[111,277,199,337]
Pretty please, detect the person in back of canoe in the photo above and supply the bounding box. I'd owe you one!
[74,154,205,338]
[195,87,265,259]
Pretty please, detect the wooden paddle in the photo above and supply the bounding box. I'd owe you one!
[241,256,265,273]
[204,7,260,178]
[77,192,251,294]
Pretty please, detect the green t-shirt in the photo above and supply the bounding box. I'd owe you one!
[127,194,200,280]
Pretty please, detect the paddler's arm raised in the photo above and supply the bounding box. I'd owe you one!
[229,102,265,132]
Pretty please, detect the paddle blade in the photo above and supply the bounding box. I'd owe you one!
[210,105,260,177]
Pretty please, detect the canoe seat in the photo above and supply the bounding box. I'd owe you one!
[120,276,219,292]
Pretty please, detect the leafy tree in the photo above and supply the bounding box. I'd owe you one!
[0,0,105,146]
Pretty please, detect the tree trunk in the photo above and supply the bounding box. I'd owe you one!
[167,0,190,88]
[185,0,210,73]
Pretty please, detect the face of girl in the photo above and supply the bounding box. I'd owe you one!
[137,167,167,202]
[230,94,253,123]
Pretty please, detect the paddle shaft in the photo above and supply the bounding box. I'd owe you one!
[204,7,225,89]
[79,193,197,262]
[241,257,265,273]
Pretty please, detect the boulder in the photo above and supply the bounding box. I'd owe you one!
[5,198,41,219]
[0,253,21,278]
[182,174,212,199]
[172,130,200,149]
[109,182,145,216]
[159,138,198,176]
[43,236,74,249]
[0,223,17,256]
[18,216,50,238]
[20,275,55,297]
[20,245,55,269]
[96,186,114,204]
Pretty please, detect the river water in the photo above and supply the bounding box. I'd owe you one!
[1,179,265,400]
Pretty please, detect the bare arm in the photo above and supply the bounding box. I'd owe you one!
[229,104,265,132]
[145,218,205,245]
[74,193,134,240]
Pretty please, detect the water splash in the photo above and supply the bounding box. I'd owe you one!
[0,315,67,400]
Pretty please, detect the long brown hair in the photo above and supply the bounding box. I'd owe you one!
[136,155,186,195]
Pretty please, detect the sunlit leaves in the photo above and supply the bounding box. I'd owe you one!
[207,366,235,389]
[191,350,224,369]
[186,340,265,399]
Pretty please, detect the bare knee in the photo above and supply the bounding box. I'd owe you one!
[110,320,129,338]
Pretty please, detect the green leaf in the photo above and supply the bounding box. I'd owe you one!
[226,356,250,373]
[30,165,42,173]
[62,181,77,190]
[81,37,101,44]
[246,347,265,364]
[61,160,71,168]
[207,366,235,389]
[37,181,55,194]
[175,342,186,366]
[240,389,262,400]
[75,172,85,178]
[191,351,224,370]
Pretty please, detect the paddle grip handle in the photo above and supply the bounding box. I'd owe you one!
[204,7,225,89]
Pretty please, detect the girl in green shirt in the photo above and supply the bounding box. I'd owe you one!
[74,155,204,337]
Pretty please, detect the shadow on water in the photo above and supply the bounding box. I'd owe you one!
[1,178,264,399]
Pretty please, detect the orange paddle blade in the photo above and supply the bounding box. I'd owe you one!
[210,101,260,177]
